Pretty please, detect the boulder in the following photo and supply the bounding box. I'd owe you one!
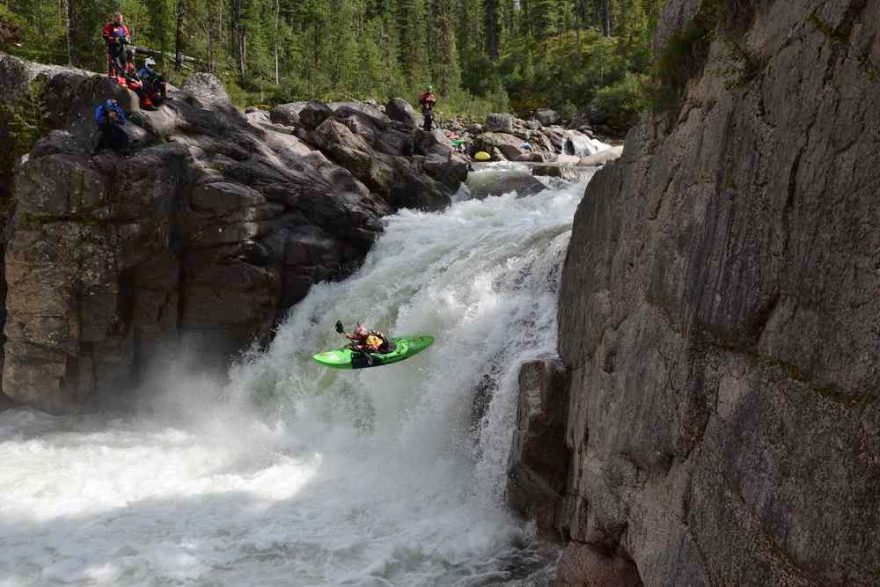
[385,97,421,127]
[578,145,623,167]
[556,544,642,587]
[468,172,546,199]
[472,132,527,161]
[562,130,609,157]
[486,112,514,133]
[329,101,388,122]
[269,101,308,127]
[540,125,570,152]
[297,100,333,130]
[507,360,571,535]
[181,73,230,107]
[535,108,560,126]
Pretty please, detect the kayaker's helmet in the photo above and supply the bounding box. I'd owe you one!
[355,323,368,337]
[105,99,117,109]
[145,57,157,68]
[426,85,433,92]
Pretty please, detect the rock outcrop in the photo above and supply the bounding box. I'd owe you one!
[468,172,547,200]
[0,52,466,412]
[536,0,880,584]
[507,359,570,536]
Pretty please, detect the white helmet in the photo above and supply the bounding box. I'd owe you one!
[144,57,157,68]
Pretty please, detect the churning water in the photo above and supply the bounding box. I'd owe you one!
[0,171,591,586]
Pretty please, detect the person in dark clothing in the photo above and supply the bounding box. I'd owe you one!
[102,13,131,83]
[418,85,436,132]
[94,99,130,154]
[121,48,145,93]
[138,57,167,108]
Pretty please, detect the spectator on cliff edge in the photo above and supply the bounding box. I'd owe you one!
[94,99,130,155]
[102,12,131,83]
[418,85,436,132]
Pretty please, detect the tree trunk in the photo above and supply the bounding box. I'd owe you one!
[174,0,185,70]
[602,0,612,36]
[206,12,215,72]
[62,0,74,65]
[273,0,280,84]
[484,0,500,61]
[232,0,246,81]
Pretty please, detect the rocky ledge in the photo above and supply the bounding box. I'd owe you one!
[510,0,880,584]
[0,52,467,412]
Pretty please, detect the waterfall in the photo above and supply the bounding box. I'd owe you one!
[0,173,592,586]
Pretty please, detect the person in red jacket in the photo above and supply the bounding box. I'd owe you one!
[418,85,436,131]
[102,12,131,82]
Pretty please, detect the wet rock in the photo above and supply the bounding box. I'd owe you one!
[562,131,606,157]
[469,172,546,199]
[507,359,570,536]
[556,543,643,587]
[579,145,623,167]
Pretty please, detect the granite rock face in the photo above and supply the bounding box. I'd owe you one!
[542,0,880,584]
[507,359,571,537]
[0,54,466,412]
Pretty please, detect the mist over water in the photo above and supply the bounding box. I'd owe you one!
[0,172,591,586]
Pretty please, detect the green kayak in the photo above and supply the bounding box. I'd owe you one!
[313,336,435,370]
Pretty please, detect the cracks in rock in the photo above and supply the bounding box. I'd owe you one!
[722,472,823,585]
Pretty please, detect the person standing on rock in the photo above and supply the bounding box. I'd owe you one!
[102,12,131,83]
[418,85,436,132]
[94,99,130,155]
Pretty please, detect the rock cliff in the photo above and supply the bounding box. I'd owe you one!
[0,53,466,412]
[514,0,880,584]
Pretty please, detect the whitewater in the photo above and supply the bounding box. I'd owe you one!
[0,169,592,586]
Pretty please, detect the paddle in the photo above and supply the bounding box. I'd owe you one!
[335,320,345,334]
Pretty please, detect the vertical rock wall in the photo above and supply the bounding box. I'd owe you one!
[545,0,880,583]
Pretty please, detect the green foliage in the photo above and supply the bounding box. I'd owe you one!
[0,77,49,202]
[653,6,717,110]
[2,0,667,126]
[593,72,648,130]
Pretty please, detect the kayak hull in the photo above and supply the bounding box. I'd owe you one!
[313,336,435,370]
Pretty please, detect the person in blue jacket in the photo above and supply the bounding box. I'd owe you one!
[137,57,167,108]
[94,99,130,154]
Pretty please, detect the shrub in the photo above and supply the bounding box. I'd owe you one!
[592,73,649,131]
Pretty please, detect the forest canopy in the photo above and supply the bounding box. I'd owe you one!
[0,0,664,128]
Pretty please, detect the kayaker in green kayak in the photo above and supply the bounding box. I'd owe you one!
[315,325,434,370]
[336,321,393,354]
